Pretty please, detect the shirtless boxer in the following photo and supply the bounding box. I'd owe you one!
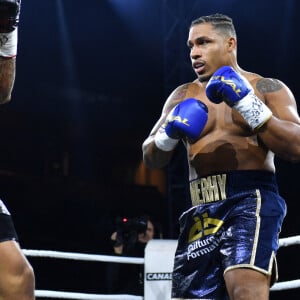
[142,13,300,300]
[0,1,35,299]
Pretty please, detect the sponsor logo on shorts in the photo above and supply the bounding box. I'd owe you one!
[187,232,223,261]
[190,174,227,205]
[146,272,172,281]
[188,212,223,243]
[187,212,224,261]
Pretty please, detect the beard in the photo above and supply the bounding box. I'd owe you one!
[198,73,212,83]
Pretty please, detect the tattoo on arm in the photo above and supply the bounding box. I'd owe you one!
[256,78,282,94]
[171,83,190,103]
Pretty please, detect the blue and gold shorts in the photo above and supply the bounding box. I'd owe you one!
[172,170,286,300]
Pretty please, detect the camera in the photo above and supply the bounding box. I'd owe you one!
[117,216,148,234]
[115,216,148,246]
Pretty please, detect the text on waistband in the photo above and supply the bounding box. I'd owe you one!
[190,174,227,205]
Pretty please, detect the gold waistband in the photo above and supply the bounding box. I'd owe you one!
[190,174,227,205]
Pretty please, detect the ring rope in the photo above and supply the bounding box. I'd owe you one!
[22,235,300,298]
[278,235,300,247]
[35,290,142,300]
[271,279,300,291]
[22,249,144,265]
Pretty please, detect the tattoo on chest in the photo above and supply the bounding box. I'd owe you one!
[256,78,282,93]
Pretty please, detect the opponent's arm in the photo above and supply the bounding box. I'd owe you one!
[0,0,20,104]
[256,79,300,162]
[143,85,208,169]
[0,56,15,103]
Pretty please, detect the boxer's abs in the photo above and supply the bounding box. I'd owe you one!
[188,133,275,177]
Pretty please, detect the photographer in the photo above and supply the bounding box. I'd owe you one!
[106,215,155,295]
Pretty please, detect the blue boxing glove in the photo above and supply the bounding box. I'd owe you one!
[0,0,21,57]
[155,98,208,151]
[206,66,272,130]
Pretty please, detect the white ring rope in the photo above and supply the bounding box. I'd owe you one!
[278,235,300,247]
[271,279,300,291]
[35,290,142,300]
[22,249,144,265]
[22,235,300,299]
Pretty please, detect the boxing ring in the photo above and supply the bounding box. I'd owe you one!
[22,235,300,299]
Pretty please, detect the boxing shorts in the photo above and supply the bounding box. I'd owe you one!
[0,198,18,242]
[171,170,286,300]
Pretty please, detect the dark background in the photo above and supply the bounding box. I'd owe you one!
[0,0,299,298]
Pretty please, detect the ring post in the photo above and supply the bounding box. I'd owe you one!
[144,239,177,300]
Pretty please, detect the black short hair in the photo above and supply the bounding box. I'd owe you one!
[190,13,236,38]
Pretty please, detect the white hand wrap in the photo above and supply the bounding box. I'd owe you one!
[0,29,18,57]
[233,92,272,130]
[154,127,179,151]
